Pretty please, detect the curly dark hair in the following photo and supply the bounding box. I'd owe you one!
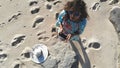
[63,0,89,21]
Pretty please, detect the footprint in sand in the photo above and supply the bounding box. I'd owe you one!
[51,26,58,38]
[14,64,21,68]
[32,15,44,28]
[53,1,62,5]
[46,0,55,2]
[46,4,52,10]
[93,65,96,68]
[0,49,3,52]
[88,42,101,50]
[81,38,87,44]
[28,0,40,14]
[38,36,49,41]
[19,47,32,61]
[84,38,101,51]
[29,0,38,6]
[11,34,26,47]
[37,31,46,36]
[100,0,107,2]
[37,31,50,41]
[0,40,3,45]
[29,1,44,28]
[11,60,26,68]
[8,12,22,22]
[109,0,119,5]
[21,52,30,59]
[0,22,6,28]
[30,6,40,14]
[90,2,100,11]
[0,51,7,63]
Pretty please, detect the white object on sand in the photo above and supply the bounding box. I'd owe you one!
[31,44,48,63]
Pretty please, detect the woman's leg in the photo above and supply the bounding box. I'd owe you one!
[70,35,80,41]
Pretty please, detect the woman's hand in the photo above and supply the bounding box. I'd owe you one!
[59,24,63,32]
[66,34,72,42]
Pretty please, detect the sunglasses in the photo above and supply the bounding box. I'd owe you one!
[68,11,80,16]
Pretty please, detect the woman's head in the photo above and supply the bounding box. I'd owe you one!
[64,0,89,21]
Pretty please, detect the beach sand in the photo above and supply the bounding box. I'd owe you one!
[0,0,120,68]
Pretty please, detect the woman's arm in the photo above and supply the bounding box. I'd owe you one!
[56,10,66,27]
[79,18,87,34]
[56,10,67,33]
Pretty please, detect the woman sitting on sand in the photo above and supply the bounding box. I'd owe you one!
[56,0,89,41]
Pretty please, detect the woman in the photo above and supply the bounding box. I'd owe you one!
[56,0,89,41]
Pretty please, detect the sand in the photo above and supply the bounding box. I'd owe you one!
[0,0,120,68]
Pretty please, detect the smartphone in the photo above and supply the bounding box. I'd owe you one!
[59,33,67,39]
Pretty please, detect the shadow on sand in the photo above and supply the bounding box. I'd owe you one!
[70,38,91,68]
